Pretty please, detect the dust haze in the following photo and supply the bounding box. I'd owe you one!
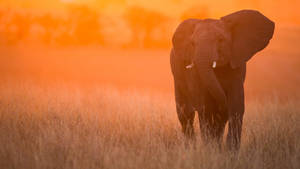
[0,0,300,168]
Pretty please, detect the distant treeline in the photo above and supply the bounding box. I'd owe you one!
[0,5,209,48]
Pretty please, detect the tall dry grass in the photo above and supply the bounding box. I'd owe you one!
[0,82,299,169]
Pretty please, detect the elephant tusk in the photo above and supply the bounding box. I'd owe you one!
[185,63,194,69]
[212,61,217,68]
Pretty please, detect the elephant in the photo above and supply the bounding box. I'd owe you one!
[170,10,275,150]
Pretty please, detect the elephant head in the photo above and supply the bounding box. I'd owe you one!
[172,10,275,111]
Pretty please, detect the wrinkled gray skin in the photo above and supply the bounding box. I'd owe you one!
[170,10,275,150]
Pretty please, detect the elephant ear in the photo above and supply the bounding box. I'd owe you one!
[221,10,275,69]
[172,19,199,59]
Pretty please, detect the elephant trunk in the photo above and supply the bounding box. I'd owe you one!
[194,47,227,112]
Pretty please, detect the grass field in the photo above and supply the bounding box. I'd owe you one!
[0,83,299,169]
[0,25,300,169]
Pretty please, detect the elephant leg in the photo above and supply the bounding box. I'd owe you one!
[176,103,195,139]
[226,83,245,150]
[212,111,228,147]
[199,94,227,145]
[198,107,212,144]
[174,85,195,139]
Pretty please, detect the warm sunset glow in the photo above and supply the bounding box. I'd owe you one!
[1,0,299,48]
[0,0,299,93]
[61,0,74,3]
[0,1,300,168]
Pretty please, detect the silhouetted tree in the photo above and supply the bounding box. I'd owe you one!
[35,13,60,44]
[124,6,169,48]
[54,18,74,46]
[67,5,103,45]
[4,12,31,45]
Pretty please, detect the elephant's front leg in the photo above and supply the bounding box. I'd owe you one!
[226,83,245,150]
[174,85,195,139]
[198,108,212,144]
[176,103,195,139]
[198,94,227,146]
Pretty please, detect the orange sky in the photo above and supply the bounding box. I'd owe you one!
[0,0,299,97]
[1,0,300,25]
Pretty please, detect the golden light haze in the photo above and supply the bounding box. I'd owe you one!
[0,0,299,95]
[0,1,300,168]
[2,0,300,25]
